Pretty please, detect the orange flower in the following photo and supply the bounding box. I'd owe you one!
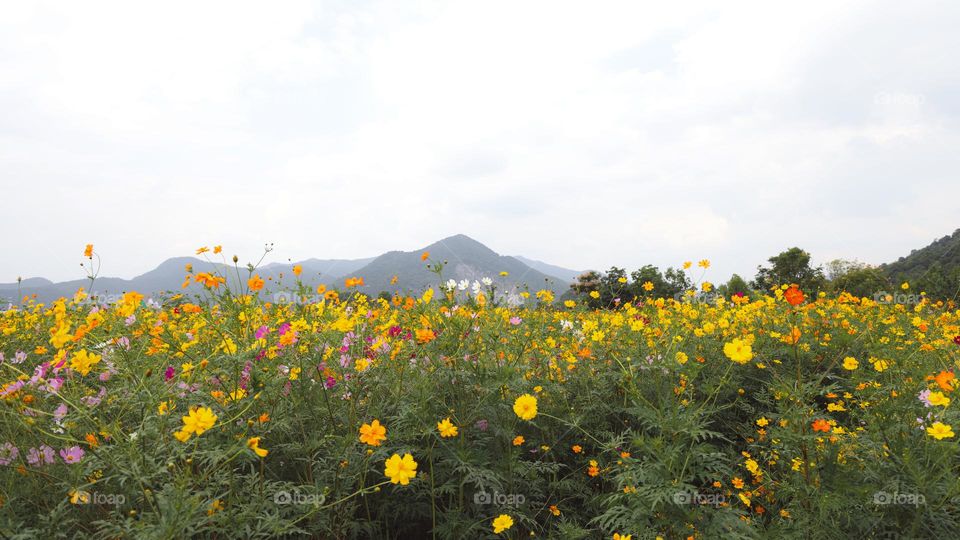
[421,251,430,261]
[345,276,365,288]
[784,286,805,306]
[359,419,387,446]
[415,328,435,344]
[248,275,265,292]
[83,244,93,258]
[811,419,831,432]
[292,265,303,277]
[935,370,956,392]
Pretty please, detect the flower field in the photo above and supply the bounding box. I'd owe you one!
[1,251,959,539]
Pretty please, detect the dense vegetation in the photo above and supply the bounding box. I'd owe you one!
[1,246,959,538]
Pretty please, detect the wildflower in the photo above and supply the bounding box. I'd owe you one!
[676,352,688,365]
[512,435,525,446]
[492,514,514,534]
[739,492,751,506]
[196,246,209,255]
[698,259,710,268]
[157,401,173,415]
[927,391,950,407]
[613,535,632,540]
[589,291,600,299]
[756,417,769,427]
[723,338,753,364]
[0,443,18,465]
[292,265,302,277]
[69,489,91,504]
[683,261,692,269]
[926,422,955,440]
[359,419,387,446]
[549,505,560,516]
[784,286,805,306]
[213,245,222,254]
[247,437,268,457]
[437,417,458,438]
[732,477,745,489]
[811,419,831,432]
[873,359,890,372]
[842,357,858,370]
[208,499,225,515]
[935,370,956,392]
[421,251,430,261]
[572,444,582,453]
[588,459,600,477]
[745,459,759,475]
[248,275,265,292]
[513,394,538,420]
[84,244,94,258]
[180,406,218,439]
[60,446,85,464]
[642,281,654,291]
[384,453,417,485]
[70,350,101,376]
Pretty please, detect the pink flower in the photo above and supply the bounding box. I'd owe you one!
[60,446,84,464]
[255,325,269,340]
[0,443,18,465]
[27,445,56,466]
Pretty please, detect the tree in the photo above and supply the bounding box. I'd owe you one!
[752,247,826,293]
[724,274,752,296]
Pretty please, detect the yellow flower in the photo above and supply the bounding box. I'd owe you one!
[873,359,890,372]
[292,265,302,277]
[247,437,268,457]
[744,458,759,475]
[384,453,417,485]
[359,419,387,446]
[437,417,459,438]
[676,352,688,365]
[69,489,91,504]
[928,391,950,407]
[683,261,692,269]
[842,357,858,370]
[698,259,710,269]
[83,244,94,258]
[613,534,632,540]
[589,290,600,299]
[512,435,525,446]
[157,401,174,416]
[492,514,514,534]
[756,417,769,427]
[926,422,954,440]
[738,492,751,506]
[564,300,576,308]
[69,350,101,376]
[181,406,217,437]
[723,338,753,364]
[513,394,538,420]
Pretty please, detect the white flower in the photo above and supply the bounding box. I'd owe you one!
[481,277,493,286]
[457,279,469,291]
[445,279,457,290]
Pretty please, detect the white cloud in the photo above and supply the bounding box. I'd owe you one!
[1,0,957,284]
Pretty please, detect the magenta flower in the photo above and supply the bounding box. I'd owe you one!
[255,325,269,340]
[60,446,85,464]
[164,366,175,381]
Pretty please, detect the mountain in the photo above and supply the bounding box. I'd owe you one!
[1,235,570,304]
[513,256,582,284]
[346,234,569,296]
[881,228,960,299]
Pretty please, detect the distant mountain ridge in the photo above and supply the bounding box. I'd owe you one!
[881,228,960,299]
[0,235,576,304]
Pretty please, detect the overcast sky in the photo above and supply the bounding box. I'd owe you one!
[1,1,958,284]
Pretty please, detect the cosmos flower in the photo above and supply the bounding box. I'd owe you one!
[359,419,387,446]
[513,394,538,420]
[384,453,417,485]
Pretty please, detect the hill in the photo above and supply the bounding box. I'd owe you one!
[881,228,960,299]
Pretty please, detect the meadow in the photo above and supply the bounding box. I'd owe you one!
[1,249,958,539]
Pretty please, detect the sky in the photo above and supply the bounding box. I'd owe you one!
[1,0,958,284]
